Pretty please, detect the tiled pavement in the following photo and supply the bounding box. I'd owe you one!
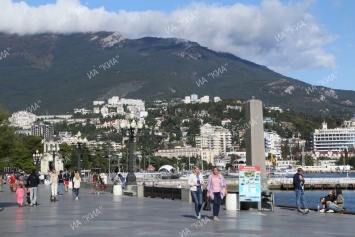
[0,184,353,237]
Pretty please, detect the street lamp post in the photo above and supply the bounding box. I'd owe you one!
[32,150,43,174]
[49,143,58,171]
[120,113,144,186]
[76,138,84,176]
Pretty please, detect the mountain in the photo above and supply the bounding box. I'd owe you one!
[0,32,354,117]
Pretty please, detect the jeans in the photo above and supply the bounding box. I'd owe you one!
[51,184,58,196]
[74,188,79,197]
[58,183,64,195]
[295,189,307,209]
[213,192,221,217]
[29,187,38,204]
[191,189,203,216]
[327,202,342,212]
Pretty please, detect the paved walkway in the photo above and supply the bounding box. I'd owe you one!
[0,184,353,237]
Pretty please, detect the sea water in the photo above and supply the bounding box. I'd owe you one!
[274,190,355,211]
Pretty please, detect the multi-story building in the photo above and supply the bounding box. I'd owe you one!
[155,147,215,164]
[264,131,281,159]
[31,122,54,139]
[9,111,37,129]
[195,123,232,156]
[311,122,355,151]
[191,94,198,103]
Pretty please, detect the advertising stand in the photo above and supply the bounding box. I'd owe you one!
[238,166,261,210]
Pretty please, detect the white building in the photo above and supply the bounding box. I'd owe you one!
[108,96,120,105]
[195,124,231,155]
[155,147,215,164]
[266,106,283,113]
[264,131,281,159]
[214,97,221,102]
[93,101,105,106]
[101,106,109,118]
[312,122,355,151]
[184,96,191,104]
[199,96,210,103]
[73,108,92,115]
[9,111,37,129]
[93,107,100,114]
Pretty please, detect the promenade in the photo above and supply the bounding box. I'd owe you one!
[0,184,353,237]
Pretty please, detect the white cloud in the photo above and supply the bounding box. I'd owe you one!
[0,0,337,72]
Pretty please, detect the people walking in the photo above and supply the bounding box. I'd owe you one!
[63,170,70,192]
[293,168,309,214]
[188,166,204,220]
[26,169,40,206]
[73,172,81,200]
[50,170,58,202]
[16,183,25,207]
[207,167,227,221]
[58,170,64,195]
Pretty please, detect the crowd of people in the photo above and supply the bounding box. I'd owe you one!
[0,168,82,207]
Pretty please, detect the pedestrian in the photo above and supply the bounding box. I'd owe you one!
[16,183,25,207]
[118,173,126,189]
[0,174,3,192]
[58,170,64,195]
[73,172,81,200]
[188,166,204,220]
[207,167,227,221]
[9,173,16,192]
[63,170,70,192]
[26,169,40,206]
[50,170,58,201]
[293,168,309,214]
[71,168,77,191]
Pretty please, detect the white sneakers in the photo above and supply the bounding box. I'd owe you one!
[75,197,78,200]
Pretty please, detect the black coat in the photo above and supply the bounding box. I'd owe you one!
[27,173,40,188]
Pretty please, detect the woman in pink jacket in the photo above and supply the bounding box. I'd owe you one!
[207,167,227,221]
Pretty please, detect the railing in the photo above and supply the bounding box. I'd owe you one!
[143,186,181,200]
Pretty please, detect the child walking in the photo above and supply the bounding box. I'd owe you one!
[16,183,25,207]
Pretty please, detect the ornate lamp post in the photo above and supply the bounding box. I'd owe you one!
[32,150,43,174]
[49,143,58,171]
[120,113,144,186]
[75,136,87,176]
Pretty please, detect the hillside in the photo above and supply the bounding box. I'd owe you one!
[0,32,354,117]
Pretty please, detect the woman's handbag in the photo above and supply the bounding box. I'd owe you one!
[203,197,212,210]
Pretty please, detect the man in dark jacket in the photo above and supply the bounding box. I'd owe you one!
[293,168,309,213]
[26,169,40,206]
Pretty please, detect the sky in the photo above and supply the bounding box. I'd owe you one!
[2,0,355,91]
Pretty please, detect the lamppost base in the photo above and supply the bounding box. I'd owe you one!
[124,184,138,196]
[126,172,137,186]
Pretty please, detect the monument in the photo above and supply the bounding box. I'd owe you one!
[243,99,267,210]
